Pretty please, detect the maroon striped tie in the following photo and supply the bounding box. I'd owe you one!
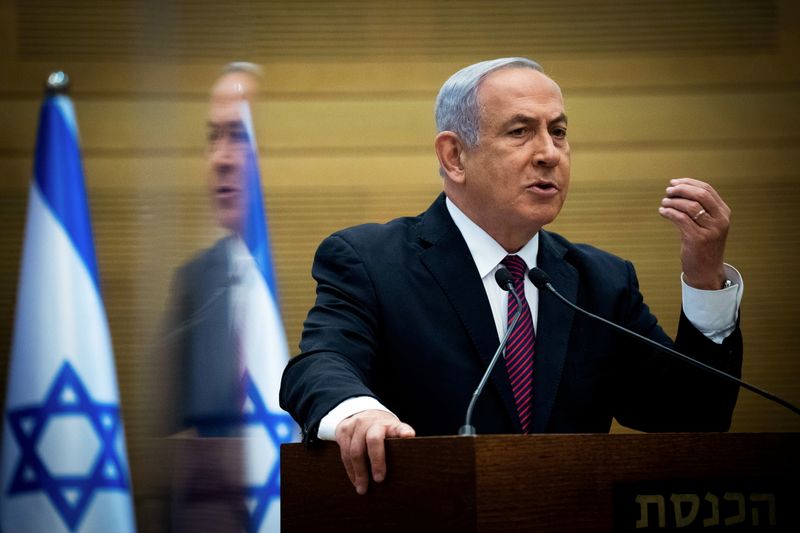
[501,255,535,433]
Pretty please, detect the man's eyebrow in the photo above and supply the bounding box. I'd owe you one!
[206,120,246,129]
[503,112,568,127]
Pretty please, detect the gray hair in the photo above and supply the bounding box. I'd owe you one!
[435,57,543,149]
[221,61,264,80]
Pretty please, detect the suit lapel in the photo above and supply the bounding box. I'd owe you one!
[532,231,577,433]
[415,194,521,431]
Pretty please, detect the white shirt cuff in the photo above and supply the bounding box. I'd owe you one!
[317,396,394,441]
[681,264,743,344]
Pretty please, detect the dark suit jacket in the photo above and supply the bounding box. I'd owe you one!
[280,194,742,441]
[158,237,249,526]
[161,236,244,436]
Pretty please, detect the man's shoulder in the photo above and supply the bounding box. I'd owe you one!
[175,235,231,279]
[333,214,422,244]
[542,230,631,270]
[326,194,448,250]
[540,230,637,296]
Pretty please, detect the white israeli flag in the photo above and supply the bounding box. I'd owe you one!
[0,90,137,532]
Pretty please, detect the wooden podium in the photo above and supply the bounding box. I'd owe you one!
[281,433,799,532]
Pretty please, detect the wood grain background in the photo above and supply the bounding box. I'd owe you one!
[1,0,798,523]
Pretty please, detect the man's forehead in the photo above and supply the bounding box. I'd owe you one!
[210,71,258,101]
[477,68,565,120]
[207,99,246,123]
[479,67,562,100]
[207,71,258,123]
[485,65,557,85]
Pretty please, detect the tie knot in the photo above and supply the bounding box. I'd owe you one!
[501,255,528,280]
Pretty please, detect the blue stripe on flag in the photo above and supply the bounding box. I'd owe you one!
[240,118,279,298]
[33,95,100,290]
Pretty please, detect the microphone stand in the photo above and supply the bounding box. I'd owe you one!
[459,268,525,436]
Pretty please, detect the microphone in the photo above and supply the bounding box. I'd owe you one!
[459,266,525,436]
[528,267,800,417]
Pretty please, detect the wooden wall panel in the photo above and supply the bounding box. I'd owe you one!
[3,90,800,156]
[1,1,799,525]
[14,0,780,59]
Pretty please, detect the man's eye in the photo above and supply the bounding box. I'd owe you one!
[207,129,222,142]
[509,127,527,136]
[552,127,567,139]
[230,129,249,143]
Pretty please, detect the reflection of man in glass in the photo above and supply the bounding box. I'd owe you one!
[163,63,261,438]
[158,63,264,532]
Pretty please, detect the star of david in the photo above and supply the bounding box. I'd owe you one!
[240,371,295,533]
[5,361,130,531]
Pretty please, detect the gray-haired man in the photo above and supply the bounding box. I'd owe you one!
[280,57,743,496]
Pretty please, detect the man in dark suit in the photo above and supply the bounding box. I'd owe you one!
[161,65,262,437]
[279,58,743,496]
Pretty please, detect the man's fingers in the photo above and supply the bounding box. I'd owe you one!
[365,424,388,483]
[660,197,706,223]
[666,178,729,217]
[661,178,730,234]
[335,417,371,494]
[338,439,356,486]
[669,177,720,199]
[366,422,416,484]
[334,410,416,495]
[335,422,357,487]
[386,422,416,439]
[658,206,695,237]
[348,429,372,495]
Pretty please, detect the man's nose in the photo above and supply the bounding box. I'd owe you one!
[533,134,560,167]
[210,138,237,168]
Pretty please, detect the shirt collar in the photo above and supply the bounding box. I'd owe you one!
[228,234,250,261]
[445,196,539,278]
[227,235,255,278]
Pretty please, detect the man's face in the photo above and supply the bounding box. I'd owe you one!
[459,67,571,248]
[206,73,255,233]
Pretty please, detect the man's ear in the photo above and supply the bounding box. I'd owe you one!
[434,131,467,183]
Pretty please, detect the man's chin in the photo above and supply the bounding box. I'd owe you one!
[518,210,558,230]
[216,210,244,234]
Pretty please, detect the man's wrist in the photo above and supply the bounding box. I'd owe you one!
[317,396,393,440]
[681,263,743,344]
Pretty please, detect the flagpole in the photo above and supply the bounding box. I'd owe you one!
[45,71,70,95]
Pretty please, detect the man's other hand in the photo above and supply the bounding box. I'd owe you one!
[659,177,731,290]
[334,409,415,495]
